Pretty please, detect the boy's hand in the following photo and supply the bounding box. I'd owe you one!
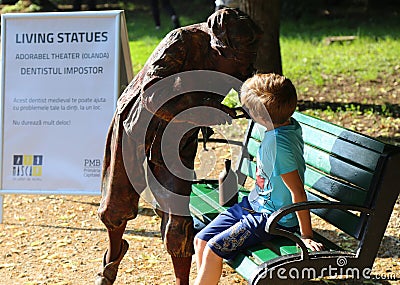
[301,237,324,252]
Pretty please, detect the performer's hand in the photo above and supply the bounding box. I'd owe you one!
[169,102,237,126]
[170,106,232,126]
[184,102,235,126]
[194,105,233,126]
[219,104,237,120]
[209,103,237,125]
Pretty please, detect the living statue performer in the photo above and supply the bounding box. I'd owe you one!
[95,8,262,285]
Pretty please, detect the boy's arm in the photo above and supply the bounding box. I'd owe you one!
[281,170,324,251]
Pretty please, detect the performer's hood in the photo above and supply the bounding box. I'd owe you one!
[207,8,263,61]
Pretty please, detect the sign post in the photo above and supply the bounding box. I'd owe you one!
[0,10,133,222]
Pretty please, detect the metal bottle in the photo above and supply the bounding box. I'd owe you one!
[218,159,238,207]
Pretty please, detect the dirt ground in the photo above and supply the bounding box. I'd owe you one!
[0,192,399,285]
[0,74,399,284]
[0,129,399,285]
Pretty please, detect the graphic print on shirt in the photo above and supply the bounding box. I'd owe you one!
[255,166,276,210]
[255,166,272,195]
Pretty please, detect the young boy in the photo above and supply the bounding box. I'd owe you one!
[194,73,324,285]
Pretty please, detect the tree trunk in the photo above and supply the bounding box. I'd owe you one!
[240,0,282,75]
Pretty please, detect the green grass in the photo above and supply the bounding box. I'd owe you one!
[280,17,400,85]
[281,37,400,84]
[124,2,400,85]
[120,2,399,145]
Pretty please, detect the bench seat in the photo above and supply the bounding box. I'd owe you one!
[190,111,400,284]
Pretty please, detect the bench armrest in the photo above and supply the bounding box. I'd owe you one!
[265,201,373,260]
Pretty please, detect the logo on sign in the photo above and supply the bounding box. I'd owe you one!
[83,158,101,178]
[84,159,101,167]
[13,154,43,177]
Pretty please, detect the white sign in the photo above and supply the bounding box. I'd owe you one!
[0,11,132,196]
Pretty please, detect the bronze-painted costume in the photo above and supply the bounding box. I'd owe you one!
[98,6,262,269]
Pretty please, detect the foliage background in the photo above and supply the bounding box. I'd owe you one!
[0,0,398,284]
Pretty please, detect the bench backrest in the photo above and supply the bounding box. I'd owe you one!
[236,111,400,242]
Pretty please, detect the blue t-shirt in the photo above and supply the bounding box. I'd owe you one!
[248,117,305,227]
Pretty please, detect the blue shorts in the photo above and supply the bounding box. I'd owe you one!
[195,196,299,260]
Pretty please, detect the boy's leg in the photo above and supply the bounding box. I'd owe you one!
[194,198,275,284]
[193,203,247,284]
[194,218,262,285]
[194,238,207,271]
[193,205,242,271]
[194,246,223,285]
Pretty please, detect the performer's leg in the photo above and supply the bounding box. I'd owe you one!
[96,112,143,284]
[146,125,199,284]
[106,221,127,263]
[96,183,139,285]
[163,212,194,285]
[149,162,194,285]
[95,221,129,285]
[96,183,140,285]
[171,256,192,285]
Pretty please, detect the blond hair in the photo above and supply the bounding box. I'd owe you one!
[240,73,297,125]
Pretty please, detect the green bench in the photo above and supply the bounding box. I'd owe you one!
[190,111,400,284]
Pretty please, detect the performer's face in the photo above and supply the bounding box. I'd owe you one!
[213,48,255,81]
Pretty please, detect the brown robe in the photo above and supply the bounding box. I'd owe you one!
[98,24,231,257]
[98,8,262,257]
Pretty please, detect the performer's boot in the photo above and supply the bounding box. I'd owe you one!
[95,239,129,285]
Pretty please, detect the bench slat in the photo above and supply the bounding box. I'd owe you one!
[259,238,301,257]
[226,252,260,279]
[190,194,220,224]
[239,157,257,180]
[301,124,381,171]
[191,184,238,212]
[247,137,261,158]
[306,192,362,238]
[250,123,266,141]
[293,112,385,153]
[304,167,367,205]
[304,144,374,190]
